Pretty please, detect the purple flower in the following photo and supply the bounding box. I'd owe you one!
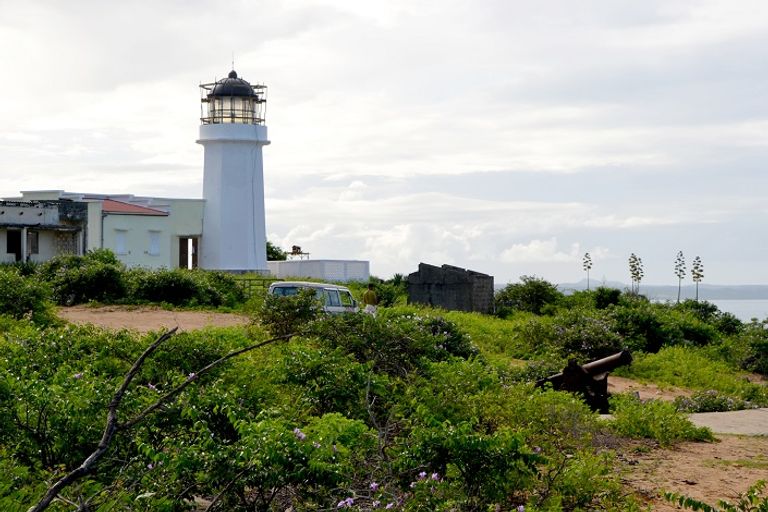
[418,471,427,479]
[337,497,355,508]
[73,372,83,379]
[385,503,395,510]
[431,472,440,481]
[370,481,379,491]
[372,500,381,507]
[517,506,526,512]
[293,428,306,441]
[147,463,154,470]
[313,441,321,448]
[147,382,158,392]
[187,372,196,379]
[533,446,542,454]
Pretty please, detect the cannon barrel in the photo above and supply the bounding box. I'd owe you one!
[581,350,632,375]
[535,350,632,413]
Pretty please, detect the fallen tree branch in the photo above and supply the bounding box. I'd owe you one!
[28,327,178,512]
[29,328,295,512]
[120,333,293,430]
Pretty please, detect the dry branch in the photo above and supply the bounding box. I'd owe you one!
[29,328,295,512]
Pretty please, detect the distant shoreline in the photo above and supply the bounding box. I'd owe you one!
[557,282,768,301]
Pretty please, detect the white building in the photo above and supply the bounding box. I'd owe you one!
[2,191,204,269]
[2,70,369,278]
[267,259,370,283]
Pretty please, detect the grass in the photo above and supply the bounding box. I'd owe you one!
[615,346,768,405]
[706,456,768,470]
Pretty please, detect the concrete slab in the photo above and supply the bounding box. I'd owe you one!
[688,408,768,436]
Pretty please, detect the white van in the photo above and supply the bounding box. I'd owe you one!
[267,281,359,314]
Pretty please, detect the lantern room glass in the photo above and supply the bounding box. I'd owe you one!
[209,96,257,124]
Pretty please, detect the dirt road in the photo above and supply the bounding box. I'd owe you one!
[58,305,249,333]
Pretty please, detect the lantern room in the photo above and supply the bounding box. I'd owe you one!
[200,70,267,125]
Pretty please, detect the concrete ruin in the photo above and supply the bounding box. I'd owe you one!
[406,263,494,313]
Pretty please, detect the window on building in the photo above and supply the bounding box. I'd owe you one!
[148,231,161,256]
[115,230,127,255]
[27,231,39,255]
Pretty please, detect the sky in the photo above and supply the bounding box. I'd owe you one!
[0,0,766,285]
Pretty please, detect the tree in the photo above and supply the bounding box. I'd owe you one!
[582,252,593,291]
[266,240,287,261]
[674,251,686,303]
[691,256,704,301]
[628,253,644,294]
[495,275,562,316]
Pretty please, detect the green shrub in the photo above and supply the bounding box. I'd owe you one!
[594,286,622,309]
[675,390,754,413]
[395,421,540,509]
[308,313,478,377]
[126,268,200,305]
[257,288,323,337]
[126,268,245,307]
[41,251,127,305]
[609,394,714,446]
[552,307,625,361]
[728,320,768,375]
[277,343,370,418]
[0,268,52,323]
[665,479,768,511]
[618,346,768,405]
[610,300,668,353]
[495,275,563,316]
[507,357,566,383]
[532,449,632,511]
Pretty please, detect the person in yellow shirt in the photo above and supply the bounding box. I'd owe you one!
[361,283,378,316]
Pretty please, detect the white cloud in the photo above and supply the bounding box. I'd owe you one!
[500,238,580,264]
[1,1,767,284]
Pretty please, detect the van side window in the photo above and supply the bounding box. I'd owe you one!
[324,289,341,307]
[340,291,354,306]
[273,286,298,296]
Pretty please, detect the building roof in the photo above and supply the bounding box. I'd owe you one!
[101,199,168,216]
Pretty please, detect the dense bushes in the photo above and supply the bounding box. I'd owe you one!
[0,268,52,323]
[609,394,714,446]
[34,250,245,307]
[125,268,244,307]
[2,269,765,509]
[495,275,563,316]
[0,309,645,510]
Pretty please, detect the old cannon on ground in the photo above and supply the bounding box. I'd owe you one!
[535,350,632,413]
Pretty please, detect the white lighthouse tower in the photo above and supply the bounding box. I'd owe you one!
[198,70,269,272]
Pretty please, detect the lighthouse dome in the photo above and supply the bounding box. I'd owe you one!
[210,70,257,97]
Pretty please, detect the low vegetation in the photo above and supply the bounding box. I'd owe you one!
[0,260,766,510]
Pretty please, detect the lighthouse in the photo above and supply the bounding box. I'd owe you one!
[197,70,269,272]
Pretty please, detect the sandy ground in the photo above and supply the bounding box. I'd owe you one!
[57,305,249,333]
[609,375,693,402]
[56,306,768,509]
[622,435,768,510]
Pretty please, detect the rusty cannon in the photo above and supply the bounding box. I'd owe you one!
[535,350,632,413]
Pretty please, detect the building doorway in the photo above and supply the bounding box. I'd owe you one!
[179,237,199,269]
[6,230,21,262]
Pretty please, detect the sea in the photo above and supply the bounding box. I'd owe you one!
[707,299,768,323]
